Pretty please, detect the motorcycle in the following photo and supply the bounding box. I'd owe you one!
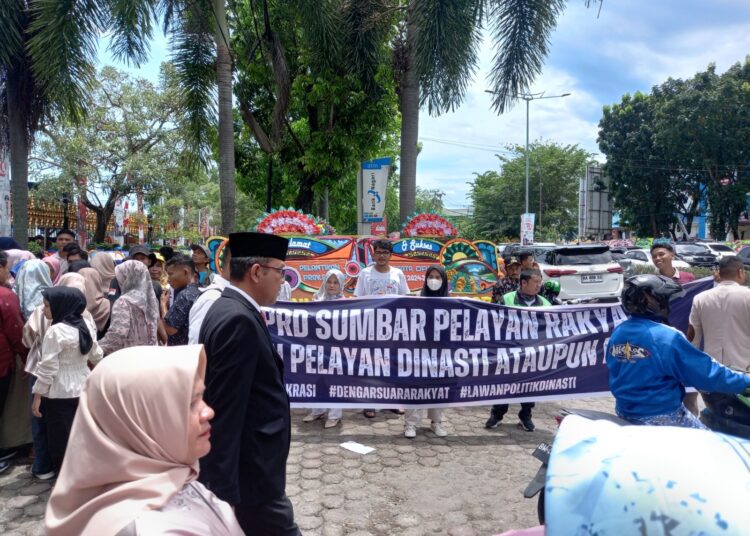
[700,392,750,439]
[523,408,630,524]
[525,393,750,524]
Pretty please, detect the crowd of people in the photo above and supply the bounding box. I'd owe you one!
[0,231,749,534]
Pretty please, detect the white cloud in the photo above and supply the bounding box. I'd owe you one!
[416,2,750,208]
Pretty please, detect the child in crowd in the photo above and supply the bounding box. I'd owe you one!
[303,269,346,428]
[404,265,449,438]
[31,287,103,473]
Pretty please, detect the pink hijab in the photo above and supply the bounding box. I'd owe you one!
[43,256,61,284]
[78,267,111,331]
[45,345,205,535]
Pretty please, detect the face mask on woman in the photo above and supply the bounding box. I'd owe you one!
[426,277,443,291]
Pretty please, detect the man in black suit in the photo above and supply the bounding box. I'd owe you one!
[198,232,300,535]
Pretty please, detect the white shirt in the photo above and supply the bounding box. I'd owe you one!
[188,274,231,344]
[689,280,750,370]
[277,281,292,301]
[228,284,262,313]
[32,321,103,398]
[353,265,410,297]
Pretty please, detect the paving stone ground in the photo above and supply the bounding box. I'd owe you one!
[0,396,615,536]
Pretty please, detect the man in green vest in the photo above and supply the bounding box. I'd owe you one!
[486,268,549,431]
[502,268,551,307]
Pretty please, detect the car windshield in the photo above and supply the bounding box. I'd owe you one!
[552,248,613,265]
[675,244,710,254]
[533,247,554,261]
[708,244,734,252]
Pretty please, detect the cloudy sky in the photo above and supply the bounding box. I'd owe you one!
[98,0,750,209]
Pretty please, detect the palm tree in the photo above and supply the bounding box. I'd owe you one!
[0,0,158,246]
[395,0,573,224]
[163,0,236,235]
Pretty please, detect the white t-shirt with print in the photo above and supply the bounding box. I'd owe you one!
[354,265,410,297]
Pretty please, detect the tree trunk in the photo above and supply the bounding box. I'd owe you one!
[214,0,236,235]
[317,188,329,220]
[398,4,419,224]
[266,155,273,212]
[295,172,316,213]
[92,207,108,244]
[7,70,29,247]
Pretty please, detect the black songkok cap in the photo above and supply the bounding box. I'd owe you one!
[229,232,289,261]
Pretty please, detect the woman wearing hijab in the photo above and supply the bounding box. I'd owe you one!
[15,258,53,320]
[31,287,103,473]
[45,345,243,536]
[404,265,450,439]
[99,261,159,355]
[4,249,36,287]
[76,264,112,337]
[23,273,95,480]
[0,237,21,250]
[90,253,116,295]
[302,269,347,428]
[42,256,61,285]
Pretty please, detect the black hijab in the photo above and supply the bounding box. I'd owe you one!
[0,237,20,250]
[421,265,450,297]
[43,287,93,354]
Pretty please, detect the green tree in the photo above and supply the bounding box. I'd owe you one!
[598,60,750,239]
[232,0,401,232]
[598,92,682,237]
[30,65,195,243]
[468,141,589,240]
[653,61,750,239]
[1,0,159,245]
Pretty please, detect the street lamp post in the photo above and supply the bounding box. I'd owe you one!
[485,90,571,215]
[518,92,571,215]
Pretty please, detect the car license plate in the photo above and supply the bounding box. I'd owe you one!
[581,274,603,283]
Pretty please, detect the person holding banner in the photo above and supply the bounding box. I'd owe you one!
[354,239,409,419]
[303,269,347,428]
[403,265,449,438]
[199,232,300,535]
[486,269,549,432]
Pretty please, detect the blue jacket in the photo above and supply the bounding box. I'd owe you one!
[606,315,750,418]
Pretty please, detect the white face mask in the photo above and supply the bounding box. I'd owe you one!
[426,278,443,291]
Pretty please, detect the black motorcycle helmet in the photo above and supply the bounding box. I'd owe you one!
[621,274,685,321]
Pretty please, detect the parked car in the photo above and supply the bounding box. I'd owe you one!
[502,242,555,265]
[737,246,750,268]
[619,249,691,277]
[701,242,737,260]
[673,243,718,267]
[539,245,623,302]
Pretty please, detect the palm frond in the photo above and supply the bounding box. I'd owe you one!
[0,0,25,66]
[292,0,343,72]
[106,0,159,66]
[169,0,216,165]
[26,0,107,122]
[487,0,565,114]
[343,0,396,93]
[412,0,484,115]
